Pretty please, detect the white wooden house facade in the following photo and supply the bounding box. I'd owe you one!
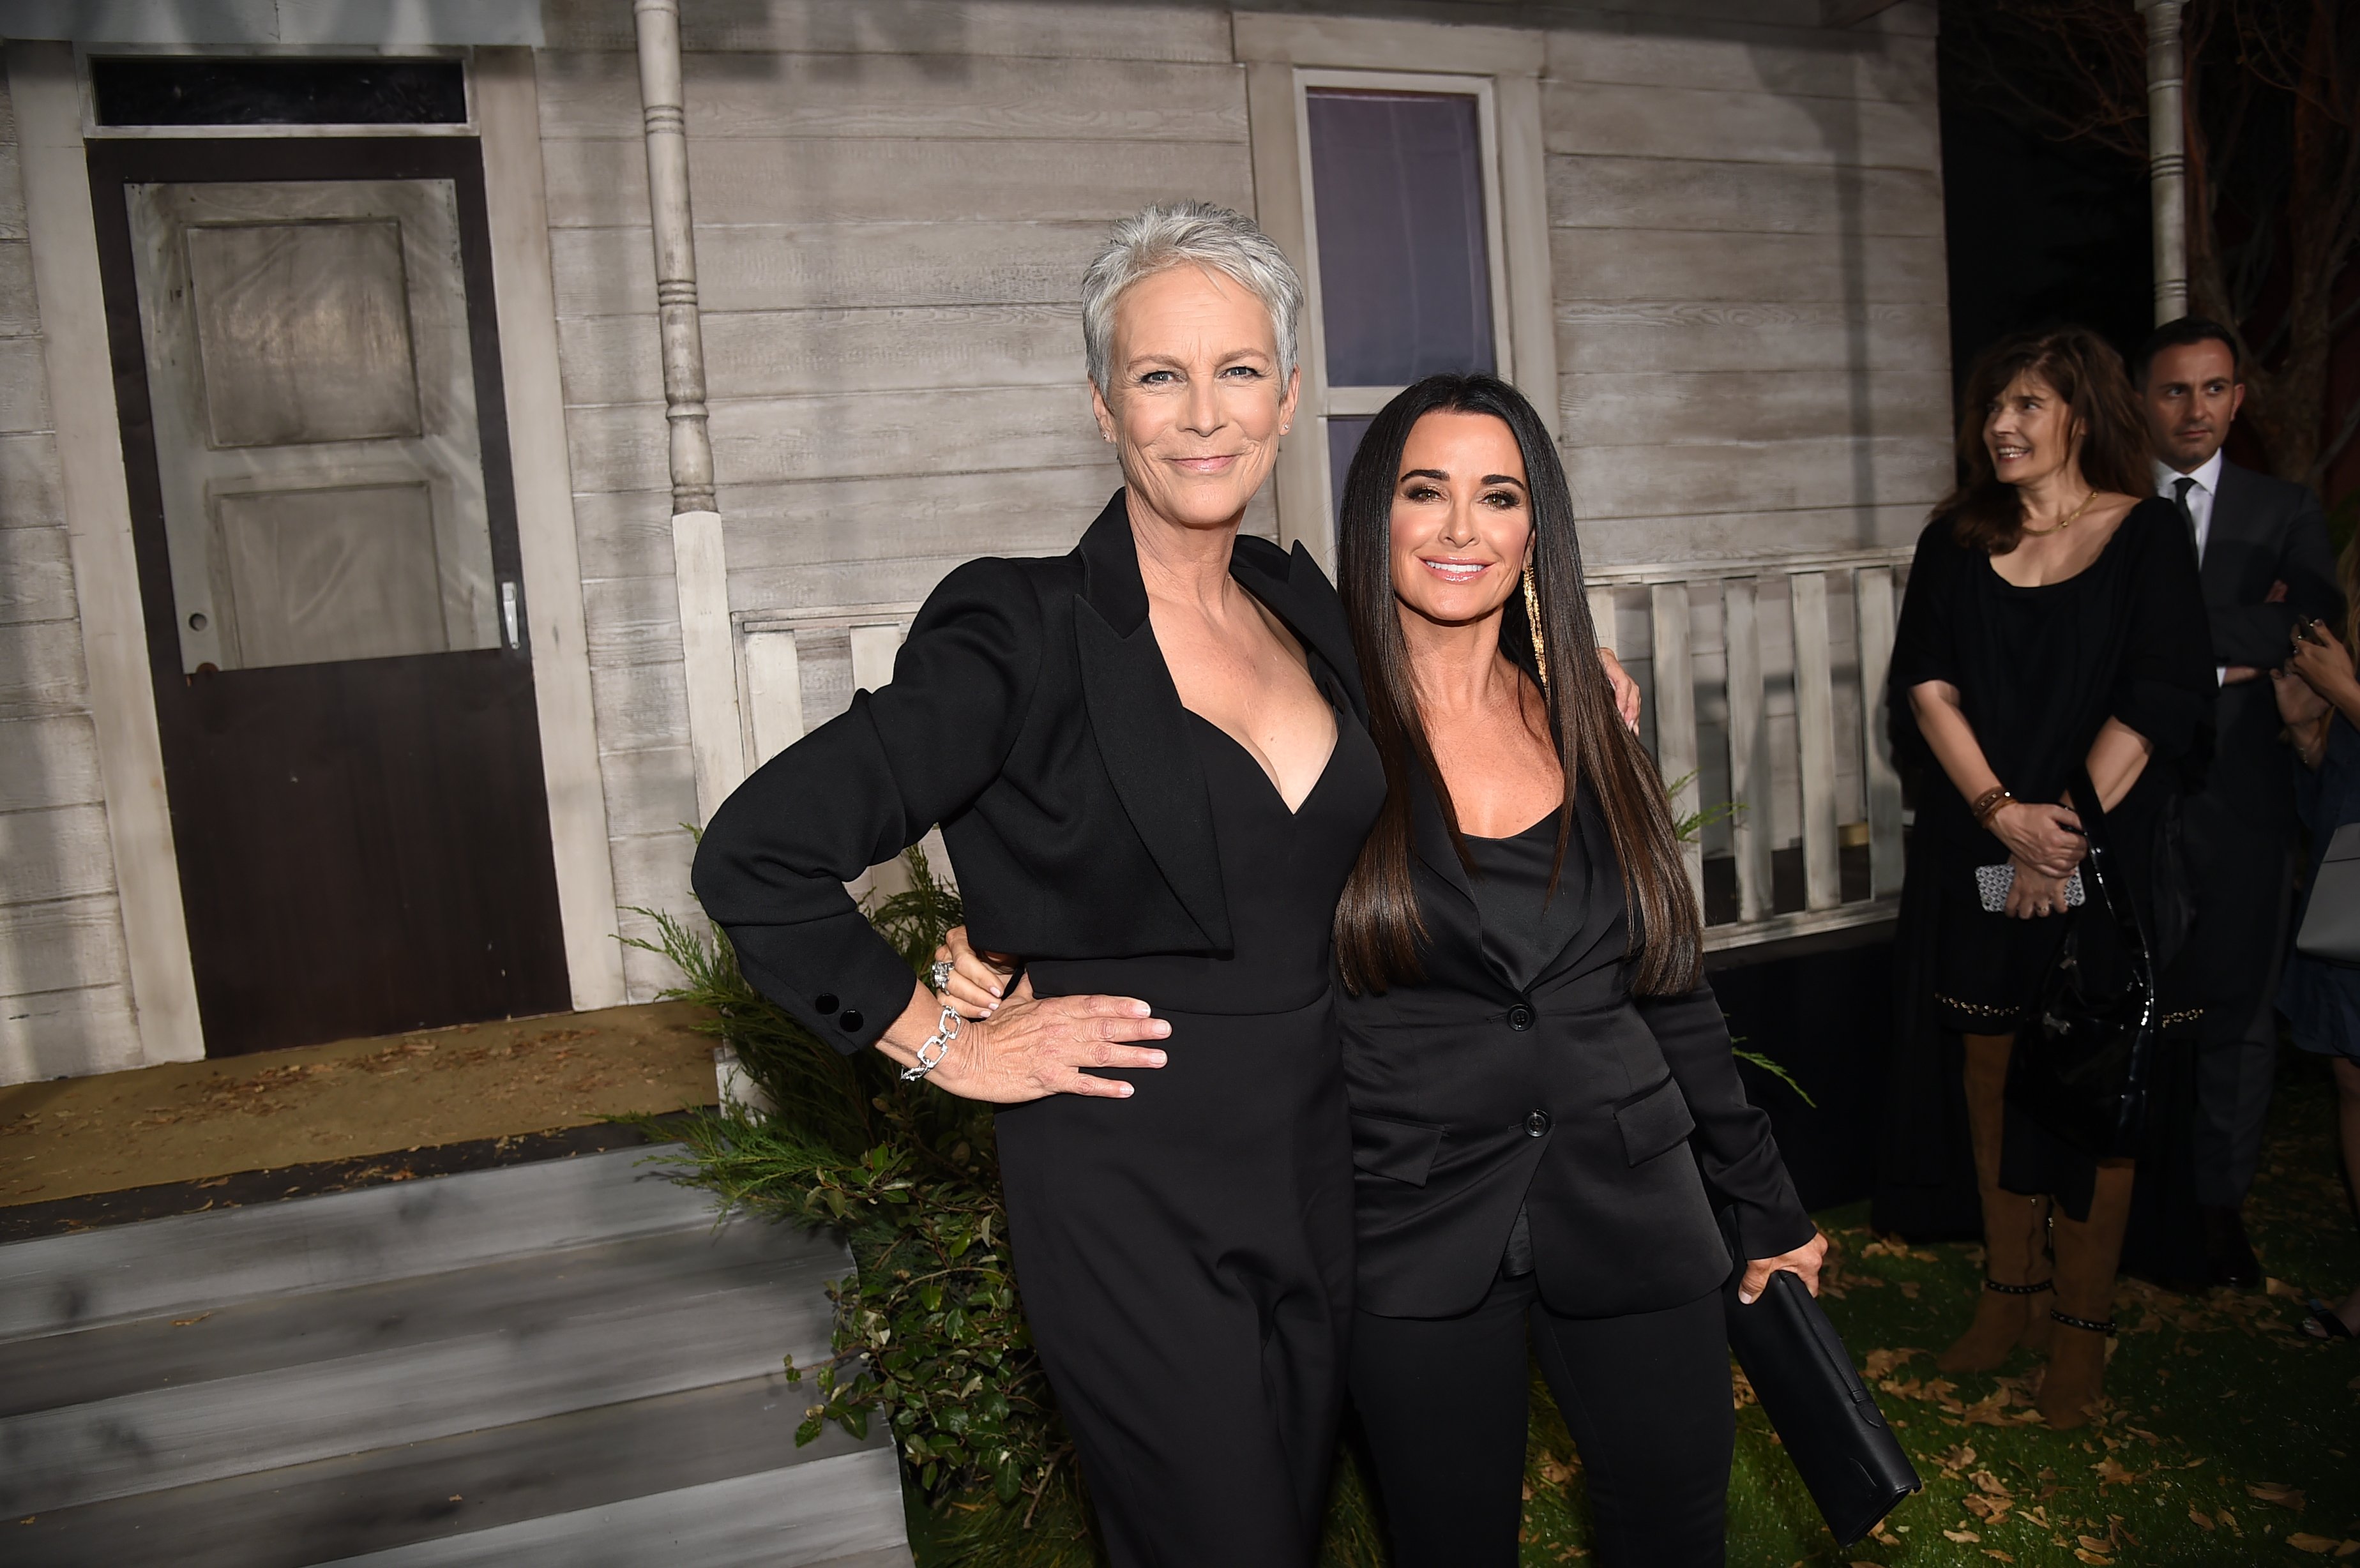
[0,0,1948,1085]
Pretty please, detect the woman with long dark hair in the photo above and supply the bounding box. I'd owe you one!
[1328,374,1819,1567]
[1885,326,2212,1426]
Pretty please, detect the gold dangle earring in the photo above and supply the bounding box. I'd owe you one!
[1522,560,1548,688]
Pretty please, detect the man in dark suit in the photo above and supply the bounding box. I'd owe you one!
[2139,317,2339,1286]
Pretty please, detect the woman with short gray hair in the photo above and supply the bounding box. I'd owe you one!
[694,201,1375,1563]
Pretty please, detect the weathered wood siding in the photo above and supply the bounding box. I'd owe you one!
[536,1,1261,997]
[1547,1,1944,856]
[1547,1,1947,564]
[0,79,139,1082]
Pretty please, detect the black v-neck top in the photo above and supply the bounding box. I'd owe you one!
[1030,658,1384,1016]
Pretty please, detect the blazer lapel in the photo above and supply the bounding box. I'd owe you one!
[2202,462,2257,602]
[1409,769,1476,911]
[1231,540,1369,723]
[1073,492,1232,949]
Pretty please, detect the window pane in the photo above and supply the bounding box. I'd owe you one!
[1306,89,1494,387]
[1328,417,1373,523]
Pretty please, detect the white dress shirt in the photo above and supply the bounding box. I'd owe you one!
[2154,448,2226,564]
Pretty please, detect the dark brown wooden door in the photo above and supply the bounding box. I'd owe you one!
[90,137,570,1057]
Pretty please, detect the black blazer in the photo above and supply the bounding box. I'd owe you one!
[2196,460,2338,833]
[1337,774,1814,1321]
[692,492,1368,1055]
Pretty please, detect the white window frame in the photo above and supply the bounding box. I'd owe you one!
[1239,12,1557,569]
[1292,68,1515,519]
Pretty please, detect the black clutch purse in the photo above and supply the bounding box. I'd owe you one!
[2004,766,2158,1159]
[1721,1213,1920,1544]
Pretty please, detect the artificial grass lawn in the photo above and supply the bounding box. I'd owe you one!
[1518,1047,2360,1566]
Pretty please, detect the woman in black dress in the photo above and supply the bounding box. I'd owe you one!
[693,203,1379,1567]
[1887,326,2212,1428]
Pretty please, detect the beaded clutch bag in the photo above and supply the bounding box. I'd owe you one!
[1976,863,2085,914]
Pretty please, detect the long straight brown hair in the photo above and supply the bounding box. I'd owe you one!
[1936,326,2153,555]
[1332,374,1701,997]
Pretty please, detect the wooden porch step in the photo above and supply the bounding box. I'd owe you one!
[0,1141,722,1340]
[6,1376,889,1568]
[0,1145,912,1567]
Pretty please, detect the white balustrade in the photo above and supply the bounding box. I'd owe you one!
[734,543,1913,953]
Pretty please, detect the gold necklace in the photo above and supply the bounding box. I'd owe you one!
[2018,489,2098,538]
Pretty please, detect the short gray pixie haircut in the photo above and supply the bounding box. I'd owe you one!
[1082,201,1304,395]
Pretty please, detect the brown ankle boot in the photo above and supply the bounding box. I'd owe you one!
[1940,1193,2054,1373]
[2037,1161,2135,1430]
[1940,1035,2055,1373]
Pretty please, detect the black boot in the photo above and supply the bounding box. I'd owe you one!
[2199,1204,2260,1290]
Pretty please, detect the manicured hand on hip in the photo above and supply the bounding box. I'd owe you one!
[920,975,1169,1103]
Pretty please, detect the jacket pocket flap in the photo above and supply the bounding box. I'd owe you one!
[1614,1076,1696,1166]
[1350,1113,1444,1187]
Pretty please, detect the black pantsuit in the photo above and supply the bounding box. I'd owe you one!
[1352,1276,1733,1568]
[693,494,1380,1566]
[1338,769,1813,1566]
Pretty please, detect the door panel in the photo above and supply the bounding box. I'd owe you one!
[129,179,499,674]
[90,137,570,1057]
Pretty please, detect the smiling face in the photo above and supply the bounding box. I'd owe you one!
[1090,264,1298,534]
[1983,369,2083,490]
[2143,338,2244,473]
[1387,410,1533,631]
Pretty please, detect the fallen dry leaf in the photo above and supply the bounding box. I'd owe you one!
[1863,1347,1919,1378]
[2291,1536,2341,1555]
[2190,1509,2215,1530]
[2091,1456,2140,1487]
[2334,1542,2360,1558]
[1944,1528,1982,1542]
[2265,1277,2303,1298]
[1983,1553,2015,1564]
[170,1313,211,1327]
[2250,1482,2306,1512]
[2073,1551,2113,1566]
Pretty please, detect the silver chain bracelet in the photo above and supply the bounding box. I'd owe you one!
[899,1004,963,1083]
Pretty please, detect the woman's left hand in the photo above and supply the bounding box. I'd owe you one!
[2005,861,2071,920]
[1599,647,1640,732]
[2289,619,2360,712]
[1739,1230,1828,1304]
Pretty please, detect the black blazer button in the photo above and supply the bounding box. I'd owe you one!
[839,1009,864,1032]
[815,993,839,1014]
[1525,1109,1552,1137]
[1507,1003,1536,1031]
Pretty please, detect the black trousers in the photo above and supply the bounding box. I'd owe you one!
[1350,1274,1733,1568]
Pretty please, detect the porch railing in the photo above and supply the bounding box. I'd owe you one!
[734,545,1912,953]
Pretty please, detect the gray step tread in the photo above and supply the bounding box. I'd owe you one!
[0,1146,720,1341]
[314,1448,912,1568]
[6,1374,884,1568]
[1,1218,848,1418]
[1,1235,845,1514]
